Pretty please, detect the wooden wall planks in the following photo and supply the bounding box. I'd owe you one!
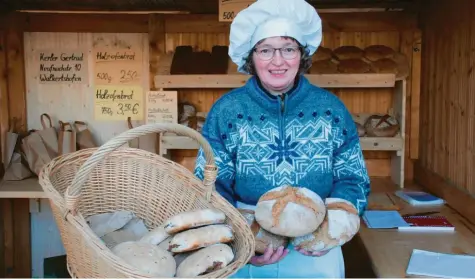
[417,0,475,196]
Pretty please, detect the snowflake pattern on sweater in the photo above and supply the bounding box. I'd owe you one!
[194,75,370,215]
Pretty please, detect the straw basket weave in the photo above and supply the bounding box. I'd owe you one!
[38,123,255,278]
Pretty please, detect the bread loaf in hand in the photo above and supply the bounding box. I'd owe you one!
[168,224,234,253]
[238,209,289,254]
[176,244,234,277]
[111,241,176,277]
[291,198,360,253]
[163,208,226,234]
[255,185,326,237]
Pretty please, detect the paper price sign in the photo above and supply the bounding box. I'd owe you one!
[146,90,178,124]
[94,48,143,85]
[94,85,144,121]
[219,0,255,22]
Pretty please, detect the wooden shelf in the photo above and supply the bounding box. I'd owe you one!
[154,73,396,89]
[0,178,46,199]
[160,135,403,153]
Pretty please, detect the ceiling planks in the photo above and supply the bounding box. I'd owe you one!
[0,0,422,14]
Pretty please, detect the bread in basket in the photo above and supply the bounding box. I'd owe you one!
[38,123,255,278]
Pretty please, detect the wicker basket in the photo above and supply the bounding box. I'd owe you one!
[38,123,255,278]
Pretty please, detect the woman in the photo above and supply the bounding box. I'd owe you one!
[194,0,370,277]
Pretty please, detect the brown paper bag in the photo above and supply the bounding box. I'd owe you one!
[126,117,157,153]
[2,117,18,168]
[3,152,33,180]
[58,121,77,155]
[37,113,59,158]
[3,118,33,180]
[21,129,54,175]
[74,121,97,150]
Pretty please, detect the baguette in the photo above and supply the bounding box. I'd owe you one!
[163,208,226,234]
[168,224,234,253]
[176,244,234,277]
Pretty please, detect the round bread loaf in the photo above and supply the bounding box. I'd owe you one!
[168,224,234,253]
[176,244,234,277]
[392,52,410,80]
[138,225,169,245]
[238,208,289,254]
[111,241,176,277]
[291,198,360,253]
[370,58,398,74]
[255,185,326,237]
[309,59,339,74]
[333,46,363,60]
[364,45,395,62]
[163,208,226,234]
[313,46,333,61]
[337,59,371,73]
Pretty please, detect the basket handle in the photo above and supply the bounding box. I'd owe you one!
[64,123,217,216]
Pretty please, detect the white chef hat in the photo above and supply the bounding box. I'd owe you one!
[228,0,323,73]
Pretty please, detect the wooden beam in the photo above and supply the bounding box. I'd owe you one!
[5,13,26,132]
[414,161,475,225]
[0,30,8,177]
[164,12,418,33]
[154,74,396,89]
[23,13,149,33]
[410,30,421,159]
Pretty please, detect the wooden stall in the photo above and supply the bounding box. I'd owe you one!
[0,0,474,278]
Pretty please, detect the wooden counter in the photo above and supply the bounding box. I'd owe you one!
[0,177,46,199]
[358,178,475,278]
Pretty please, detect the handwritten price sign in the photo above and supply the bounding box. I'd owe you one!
[219,0,255,22]
[146,90,178,124]
[94,85,144,121]
[94,48,143,85]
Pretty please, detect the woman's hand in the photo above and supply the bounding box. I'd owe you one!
[295,246,330,257]
[250,245,289,266]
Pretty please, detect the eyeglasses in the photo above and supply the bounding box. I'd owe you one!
[253,46,300,60]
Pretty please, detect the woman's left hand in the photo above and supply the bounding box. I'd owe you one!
[294,246,330,257]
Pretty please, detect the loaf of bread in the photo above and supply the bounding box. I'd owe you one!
[370,58,398,74]
[168,224,234,253]
[337,59,371,73]
[309,59,338,74]
[138,225,169,245]
[255,186,326,237]
[112,241,176,277]
[291,198,360,253]
[176,244,234,277]
[364,45,395,62]
[333,46,363,60]
[313,46,333,61]
[163,208,226,234]
[392,53,410,80]
[238,209,289,254]
[157,236,173,252]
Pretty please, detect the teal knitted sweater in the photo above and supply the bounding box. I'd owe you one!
[194,75,370,215]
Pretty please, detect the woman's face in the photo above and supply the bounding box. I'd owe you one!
[252,36,301,94]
